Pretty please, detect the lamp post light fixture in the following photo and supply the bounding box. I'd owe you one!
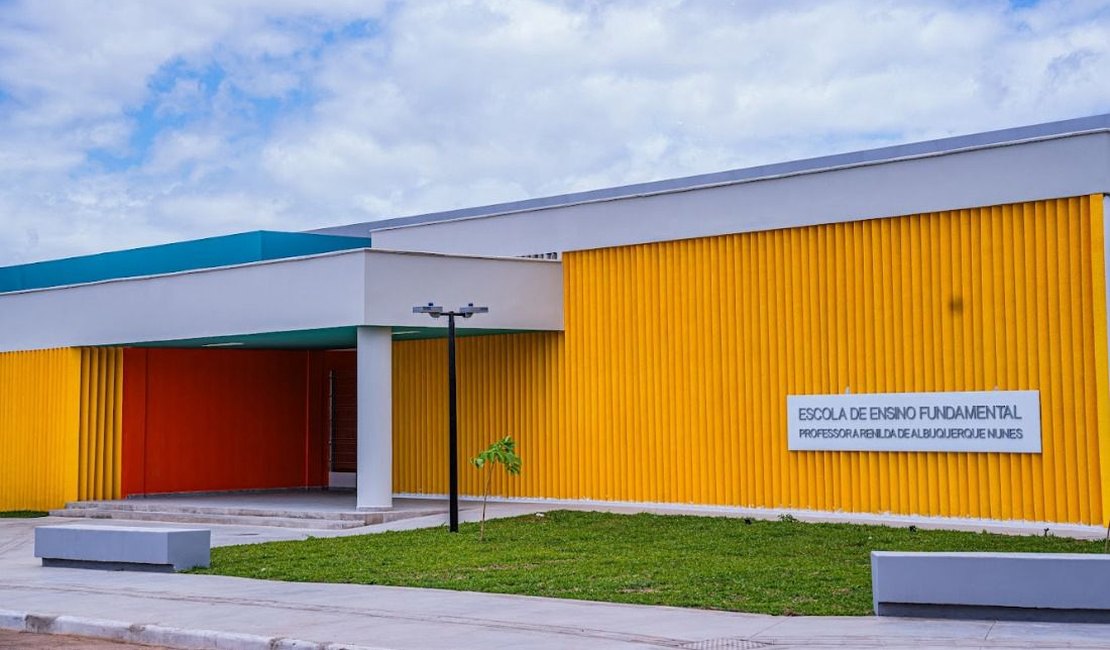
[412,302,489,532]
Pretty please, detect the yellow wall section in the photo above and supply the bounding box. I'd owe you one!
[0,348,82,511]
[0,347,122,510]
[563,195,1107,525]
[78,348,123,501]
[1092,195,1110,524]
[393,333,564,498]
[394,195,1109,525]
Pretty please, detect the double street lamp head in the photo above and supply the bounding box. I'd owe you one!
[412,303,489,319]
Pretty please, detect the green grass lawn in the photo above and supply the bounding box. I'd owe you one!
[195,510,1106,616]
[0,510,48,518]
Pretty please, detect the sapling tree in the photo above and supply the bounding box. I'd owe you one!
[470,436,522,541]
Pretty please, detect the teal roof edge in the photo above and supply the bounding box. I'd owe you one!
[0,230,373,294]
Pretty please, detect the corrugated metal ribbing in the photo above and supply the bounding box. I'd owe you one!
[1094,195,1110,524]
[561,195,1107,524]
[393,333,564,497]
[392,196,1109,525]
[0,348,81,510]
[78,348,123,501]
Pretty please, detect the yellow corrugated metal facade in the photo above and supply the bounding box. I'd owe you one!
[77,348,123,501]
[0,347,122,511]
[0,348,82,511]
[394,195,1110,525]
[394,333,565,499]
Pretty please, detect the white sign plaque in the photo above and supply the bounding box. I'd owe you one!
[787,390,1041,453]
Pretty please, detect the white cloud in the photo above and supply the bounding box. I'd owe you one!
[1,0,1109,265]
[145,130,228,175]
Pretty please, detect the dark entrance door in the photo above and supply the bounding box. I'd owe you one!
[325,352,358,474]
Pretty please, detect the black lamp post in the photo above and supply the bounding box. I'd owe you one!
[412,302,489,532]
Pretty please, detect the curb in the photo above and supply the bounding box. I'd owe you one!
[0,608,390,650]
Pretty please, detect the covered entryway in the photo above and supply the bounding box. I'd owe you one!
[0,244,563,513]
[116,326,540,511]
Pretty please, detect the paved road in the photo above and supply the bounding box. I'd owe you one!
[0,629,168,648]
[1,512,1109,649]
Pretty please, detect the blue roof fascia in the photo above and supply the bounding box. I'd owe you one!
[0,230,373,294]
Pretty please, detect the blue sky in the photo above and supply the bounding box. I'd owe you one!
[1,0,1109,265]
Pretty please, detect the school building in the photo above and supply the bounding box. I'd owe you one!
[3,113,1110,527]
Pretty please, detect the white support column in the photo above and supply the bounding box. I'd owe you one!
[356,325,392,509]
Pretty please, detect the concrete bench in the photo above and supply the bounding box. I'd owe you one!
[872,551,1110,623]
[35,524,210,572]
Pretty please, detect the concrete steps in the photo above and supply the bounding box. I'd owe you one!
[50,501,445,530]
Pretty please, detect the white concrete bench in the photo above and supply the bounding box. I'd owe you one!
[872,551,1110,623]
[35,524,210,572]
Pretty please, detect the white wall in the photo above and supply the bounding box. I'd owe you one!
[367,133,1110,256]
[0,250,563,352]
[363,251,562,330]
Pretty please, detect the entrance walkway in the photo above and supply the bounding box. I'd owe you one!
[1,510,1108,649]
[51,492,451,530]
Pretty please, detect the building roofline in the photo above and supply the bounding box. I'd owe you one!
[0,245,557,298]
[0,230,375,295]
[314,112,1110,236]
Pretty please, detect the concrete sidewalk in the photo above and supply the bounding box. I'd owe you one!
[1,512,1109,649]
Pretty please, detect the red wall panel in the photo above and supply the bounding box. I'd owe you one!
[122,348,328,495]
[121,349,148,497]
